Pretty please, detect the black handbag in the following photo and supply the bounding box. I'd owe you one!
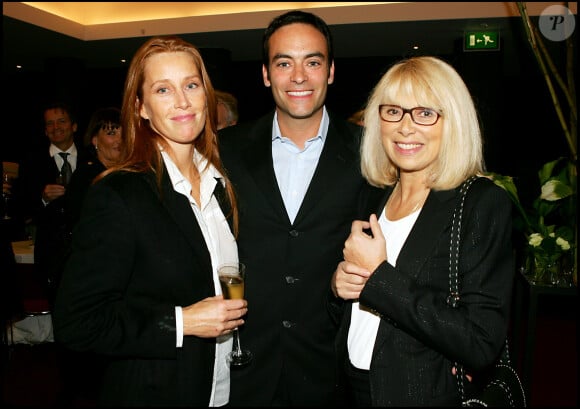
[447,177,527,407]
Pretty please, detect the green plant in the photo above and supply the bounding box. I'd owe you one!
[516,2,577,282]
[486,158,575,283]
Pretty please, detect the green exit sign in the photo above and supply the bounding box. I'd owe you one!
[464,31,500,51]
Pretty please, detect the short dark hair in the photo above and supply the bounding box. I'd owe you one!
[262,10,334,69]
[83,106,122,147]
[42,101,77,125]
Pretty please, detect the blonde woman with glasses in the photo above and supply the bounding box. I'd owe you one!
[329,56,515,406]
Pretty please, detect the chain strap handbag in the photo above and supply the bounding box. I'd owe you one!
[447,176,527,407]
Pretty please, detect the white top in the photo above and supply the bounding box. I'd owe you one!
[162,150,237,407]
[347,206,421,370]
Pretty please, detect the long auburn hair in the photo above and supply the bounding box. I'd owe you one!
[105,35,238,235]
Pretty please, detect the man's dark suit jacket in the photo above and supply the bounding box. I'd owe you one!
[218,110,367,406]
[329,176,515,406]
[53,167,223,406]
[15,145,87,303]
[64,154,106,233]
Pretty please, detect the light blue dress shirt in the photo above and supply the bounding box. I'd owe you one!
[271,107,329,223]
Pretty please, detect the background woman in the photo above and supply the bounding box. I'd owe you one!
[65,106,125,230]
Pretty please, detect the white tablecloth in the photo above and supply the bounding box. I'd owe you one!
[8,315,54,345]
[9,239,53,344]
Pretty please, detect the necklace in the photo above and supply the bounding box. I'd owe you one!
[388,182,430,216]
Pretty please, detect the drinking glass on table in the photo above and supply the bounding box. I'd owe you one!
[218,262,252,366]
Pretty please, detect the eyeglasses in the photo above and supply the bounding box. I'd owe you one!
[378,104,441,126]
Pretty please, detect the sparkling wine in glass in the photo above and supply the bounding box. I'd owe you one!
[218,262,252,366]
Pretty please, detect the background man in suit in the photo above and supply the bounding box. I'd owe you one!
[14,101,85,305]
[218,10,367,406]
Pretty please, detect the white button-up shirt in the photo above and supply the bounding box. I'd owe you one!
[162,150,237,407]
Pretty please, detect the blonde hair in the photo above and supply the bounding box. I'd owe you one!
[361,56,483,189]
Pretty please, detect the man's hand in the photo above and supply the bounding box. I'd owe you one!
[42,183,66,203]
[331,260,371,300]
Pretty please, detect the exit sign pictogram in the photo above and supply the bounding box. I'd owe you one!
[464,31,500,51]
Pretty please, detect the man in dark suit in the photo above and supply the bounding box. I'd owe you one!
[218,10,367,406]
[14,101,86,305]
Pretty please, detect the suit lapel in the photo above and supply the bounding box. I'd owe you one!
[241,114,291,223]
[46,153,60,181]
[153,169,214,276]
[293,114,359,224]
[213,177,233,233]
[397,188,457,277]
[239,111,361,226]
[365,186,457,279]
[372,187,458,356]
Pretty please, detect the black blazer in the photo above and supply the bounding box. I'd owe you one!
[218,110,367,406]
[64,155,107,233]
[15,146,87,225]
[53,166,226,407]
[331,176,515,406]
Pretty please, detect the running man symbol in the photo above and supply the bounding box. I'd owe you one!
[483,35,495,45]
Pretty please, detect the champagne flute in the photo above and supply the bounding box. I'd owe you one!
[2,171,12,220]
[218,262,252,366]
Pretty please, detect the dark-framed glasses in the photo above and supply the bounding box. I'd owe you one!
[379,104,441,126]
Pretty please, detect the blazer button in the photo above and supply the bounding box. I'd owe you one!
[289,229,299,237]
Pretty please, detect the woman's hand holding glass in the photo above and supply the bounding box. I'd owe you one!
[218,262,252,366]
[181,294,247,339]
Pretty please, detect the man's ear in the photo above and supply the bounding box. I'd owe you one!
[328,61,335,85]
[262,64,271,87]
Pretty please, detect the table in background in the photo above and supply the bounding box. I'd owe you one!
[9,239,53,344]
[511,271,577,403]
[11,239,34,264]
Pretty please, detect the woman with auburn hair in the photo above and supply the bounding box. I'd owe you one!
[54,36,244,407]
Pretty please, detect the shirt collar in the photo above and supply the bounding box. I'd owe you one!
[161,149,224,205]
[272,106,329,144]
[49,143,77,157]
